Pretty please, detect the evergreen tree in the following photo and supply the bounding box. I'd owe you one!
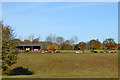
[1,22,18,75]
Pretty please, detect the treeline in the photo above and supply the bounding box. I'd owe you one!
[13,34,118,50]
[1,22,119,75]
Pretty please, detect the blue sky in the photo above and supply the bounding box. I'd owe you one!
[2,2,118,43]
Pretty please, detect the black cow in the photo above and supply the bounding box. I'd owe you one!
[91,50,98,53]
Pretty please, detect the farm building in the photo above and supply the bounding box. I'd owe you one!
[17,44,42,52]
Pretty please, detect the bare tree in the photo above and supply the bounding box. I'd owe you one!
[56,37,64,45]
[27,34,41,44]
[56,37,64,50]
[70,36,78,45]
[46,34,56,43]
[37,34,41,41]
[28,34,35,42]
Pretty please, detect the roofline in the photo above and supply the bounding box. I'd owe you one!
[18,44,42,46]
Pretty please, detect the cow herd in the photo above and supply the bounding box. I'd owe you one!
[24,49,117,54]
[34,50,61,53]
[75,50,117,53]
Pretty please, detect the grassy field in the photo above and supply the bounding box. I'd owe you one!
[3,51,118,78]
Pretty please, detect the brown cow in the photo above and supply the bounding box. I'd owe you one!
[110,51,117,53]
[103,50,109,53]
[48,50,54,53]
[80,50,84,53]
[55,50,60,53]
[99,51,104,53]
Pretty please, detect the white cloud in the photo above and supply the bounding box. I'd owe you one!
[3,2,47,15]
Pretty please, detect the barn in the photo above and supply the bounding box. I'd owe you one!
[17,44,42,52]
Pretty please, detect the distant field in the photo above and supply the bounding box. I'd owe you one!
[3,51,118,78]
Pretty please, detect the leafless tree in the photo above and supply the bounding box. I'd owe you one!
[28,34,35,42]
[69,36,78,45]
[46,34,56,43]
[56,37,64,45]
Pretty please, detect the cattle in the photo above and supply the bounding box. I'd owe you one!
[39,50,42,53]
[99,51,104,53]
[75,50,84,53]
[40,50,61,53]
[103,50,109,53]
[109,51,117,53]
[80,50,84,53]
[90,50,98,53]
[48,50,54,53]
[41,50,45,53]
[94,51,98,53]
[100,51,117,53]
[54,50,60,53]
[75,51,80,53]
[45,51,48,53]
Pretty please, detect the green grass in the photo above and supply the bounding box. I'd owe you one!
[3,51,118,78]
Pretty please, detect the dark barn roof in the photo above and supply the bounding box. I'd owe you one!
[18,44,42,46]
